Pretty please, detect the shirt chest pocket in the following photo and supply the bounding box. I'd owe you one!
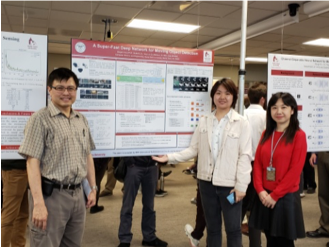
[226,132,240,149]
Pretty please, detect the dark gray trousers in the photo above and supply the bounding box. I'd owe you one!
[118,164,158,243]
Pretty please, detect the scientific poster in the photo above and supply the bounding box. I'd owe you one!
[268,53,329,152]
[1,32,48,159]
[71,39,214,157]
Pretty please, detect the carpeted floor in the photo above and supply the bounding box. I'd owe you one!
[25,162,328,247]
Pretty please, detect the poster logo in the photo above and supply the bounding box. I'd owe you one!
[28,37,37,49]
[272,55,280,67]
[75,42,86,53]
[203,51,212,63]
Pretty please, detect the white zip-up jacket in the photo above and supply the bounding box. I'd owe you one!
[168,109,252,192]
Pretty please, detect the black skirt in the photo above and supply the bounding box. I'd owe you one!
[249,191,305,240]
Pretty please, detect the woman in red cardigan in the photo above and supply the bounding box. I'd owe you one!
[249,92,307,247]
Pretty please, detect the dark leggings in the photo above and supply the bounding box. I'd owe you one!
[264,231,294,247]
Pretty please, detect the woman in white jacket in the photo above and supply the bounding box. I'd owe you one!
[153,78,252,247]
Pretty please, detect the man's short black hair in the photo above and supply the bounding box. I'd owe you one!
[248,82,267,104]
[47,68,79,88]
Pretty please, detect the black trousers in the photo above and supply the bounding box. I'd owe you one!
[303,152,317,190]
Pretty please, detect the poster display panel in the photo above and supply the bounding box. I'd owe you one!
[1,32,48,159]
[267,54,329,152]
[71,39,214,157]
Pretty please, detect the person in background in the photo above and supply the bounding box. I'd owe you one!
[242,82,267,247]
[306,152,329,241]
[249,92,307,247]
[1,159,29,247]
[118,156,167,247]
[303,152,317,194]
[99,157,120,197]
[90,157,111,214]
[18,68,97,247]
[153,78,252,247]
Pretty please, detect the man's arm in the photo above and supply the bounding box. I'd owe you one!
[86,153,96,208]
[27,156,48,230]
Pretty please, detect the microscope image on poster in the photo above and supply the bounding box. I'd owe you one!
[173,76,208,92]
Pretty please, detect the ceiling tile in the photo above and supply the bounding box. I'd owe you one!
[174,14,218,26]
[227,8,277,25]
[11,25,48,35]
[112,35,145,44]
[149,31,187,41]
[90,15,129,29]
[141,38,174,47]
[79,31,104,41]
[186,2,239,18]
[50,10,91,23]
[249,1,304,12]
[48,19,89,30]
[102,1,149,9]
[136,9,182,22]
[195,27,232,37]
[4,5,49,19]
[206,17,242,30]
[149,1,198,13]
[94,3,141,19]
[1,24,12,32]
[48,29,82,38]
[169,40,196,48]
[180,34,216,44]
[51,1,99,13]
[1,13,9,24]
[48,43,71,54]
[48,34,75,43]
[1,1,50,9]
[8,16,48,28]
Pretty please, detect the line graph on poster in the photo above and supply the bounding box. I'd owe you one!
[2,50,41,76]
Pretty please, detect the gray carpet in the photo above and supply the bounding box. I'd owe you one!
[25,163,328,247]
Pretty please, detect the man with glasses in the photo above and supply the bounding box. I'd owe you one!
[19,67,97,247]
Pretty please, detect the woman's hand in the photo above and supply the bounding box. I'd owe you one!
[230,189,246,203]
[258,191,269,204]
[262,194,277,209]
[309,153,317,167]
[152,155,168,163]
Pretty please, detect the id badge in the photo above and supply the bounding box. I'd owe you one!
[266,167,276,181]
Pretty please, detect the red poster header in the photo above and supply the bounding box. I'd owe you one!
[1,145,20,150]
[305,71,329,78]
[72,39,214,65]
[271,70,303,76]
[1,111,34,116]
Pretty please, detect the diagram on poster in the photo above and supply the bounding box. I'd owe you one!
[1,32,48,159]
[72,39,214,157]
[268,53,329,152]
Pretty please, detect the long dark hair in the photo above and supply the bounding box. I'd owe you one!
[261,92,299,144]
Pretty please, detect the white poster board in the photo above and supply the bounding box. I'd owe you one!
[1,32,48,159]
[71,39,214,157]
[267,53,329,152]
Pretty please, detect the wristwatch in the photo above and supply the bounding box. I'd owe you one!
[91,185,98,192]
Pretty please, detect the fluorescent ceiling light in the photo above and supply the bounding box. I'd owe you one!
[199,10,299,50]
[303,38,329,47]
[303,1,329,17]
[127,19,199,33]
[245,57,268,63]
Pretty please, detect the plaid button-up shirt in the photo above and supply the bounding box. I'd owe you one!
[19,101,95,184]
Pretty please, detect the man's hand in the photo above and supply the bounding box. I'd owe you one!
[32,203,48,230]
[309,153,317,167]
[152,155,168,163]
[86,190,96,208]
[230,189,246,203]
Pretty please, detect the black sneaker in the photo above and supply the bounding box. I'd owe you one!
[142,237,168,246]
[155,190,168,197]
[307,187,316,194]
[118,243,130,247]
[90,205,104,214]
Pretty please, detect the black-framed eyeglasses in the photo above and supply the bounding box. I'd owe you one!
[51,86,77,93]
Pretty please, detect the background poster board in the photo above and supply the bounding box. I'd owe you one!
[71,39,214,157]
[1,32,48,159]
[267,53,329,152]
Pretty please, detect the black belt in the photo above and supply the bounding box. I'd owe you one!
[52,183,81,190]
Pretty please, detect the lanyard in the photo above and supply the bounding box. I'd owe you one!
[270,131,285,167]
